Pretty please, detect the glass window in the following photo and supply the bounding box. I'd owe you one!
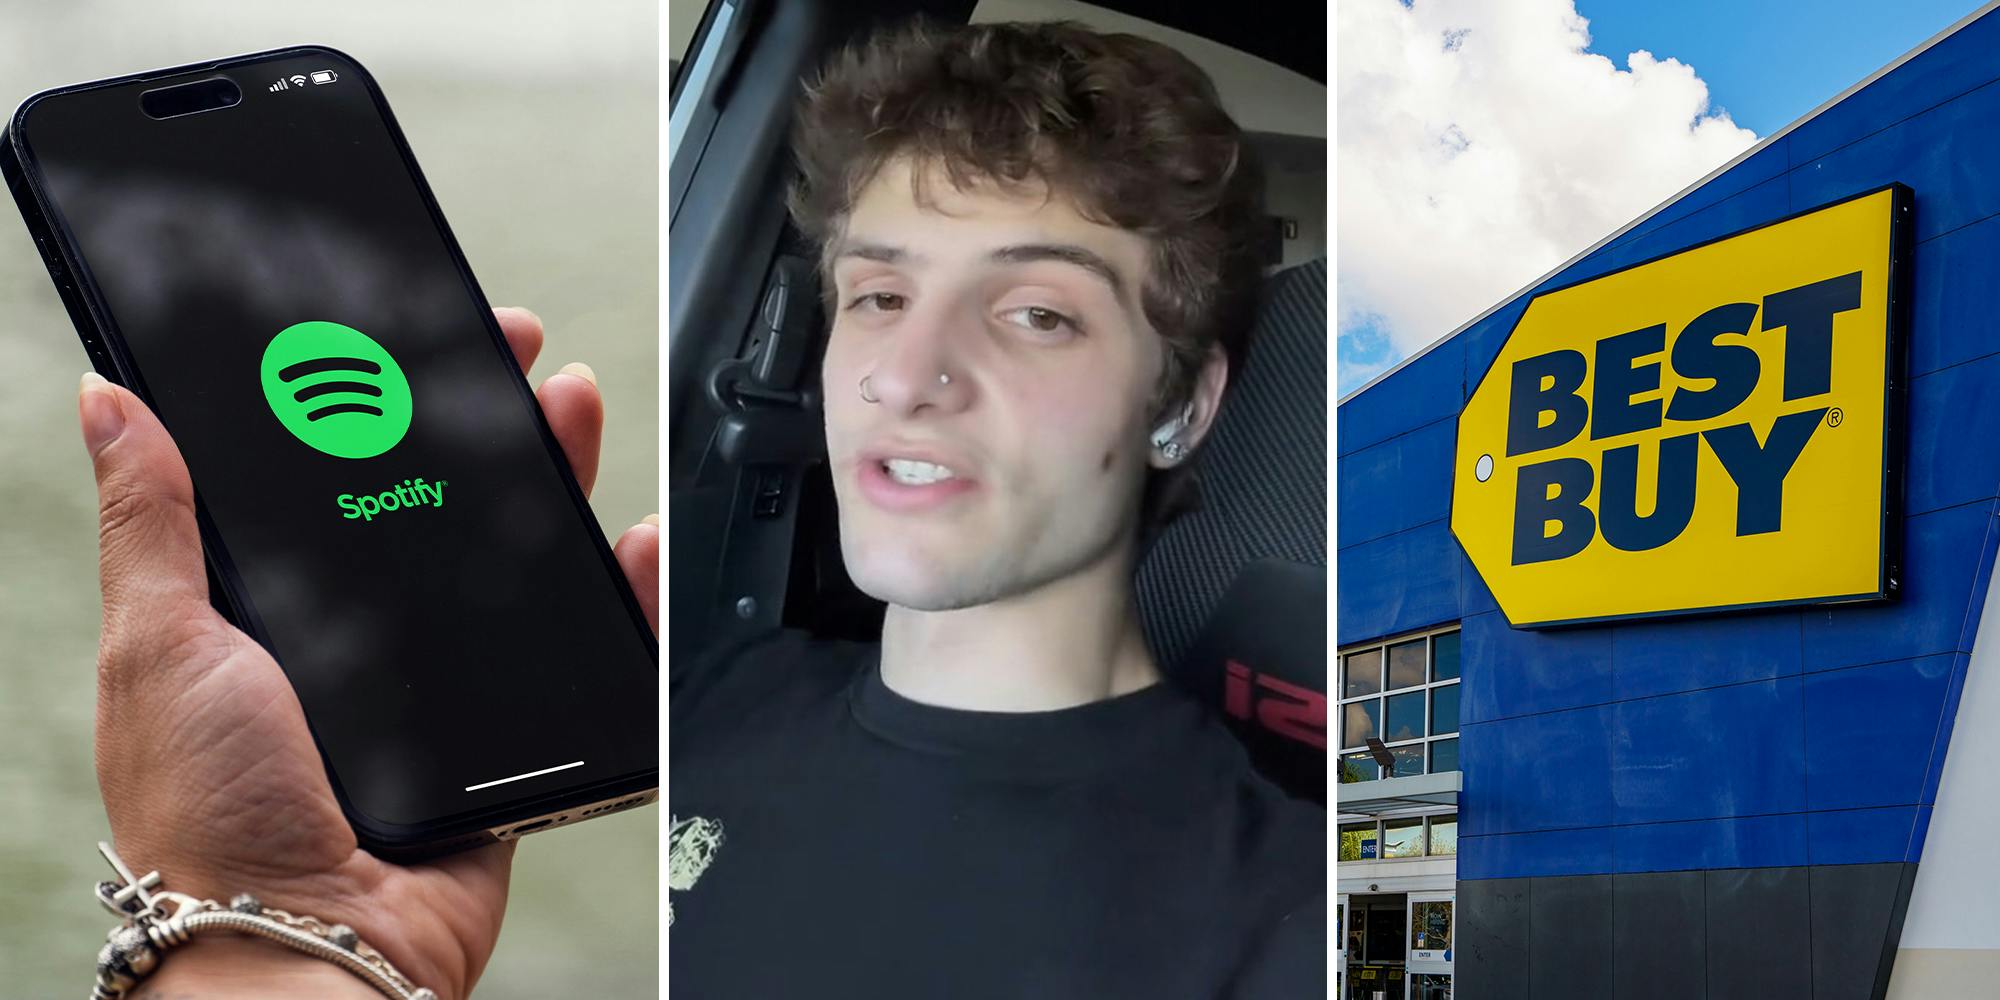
[1383,817,1424,858]
[1340,753,1379,783]
[1342,649,1382,698]
[1384,691,1424,741]
[1343,698,1380,749]
[1430,684,1460,736]
[1411,899,1453,950]
[1338,822,1376,862]
[1428,814,1458,856]
[1432,630,1461,681]
[1430,737,1459,775]
[1339,628,1461,784]
[1388,639,1426,690]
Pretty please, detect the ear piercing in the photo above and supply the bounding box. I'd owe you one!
[1152,401,1196,462]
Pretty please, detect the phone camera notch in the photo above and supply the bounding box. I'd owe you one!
[138,77,242,120]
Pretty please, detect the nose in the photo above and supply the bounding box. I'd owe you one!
[862,302,974,417]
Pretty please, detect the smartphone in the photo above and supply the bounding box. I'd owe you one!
[1,46,657,859]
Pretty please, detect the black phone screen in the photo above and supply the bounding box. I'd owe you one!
[14,49,655,832]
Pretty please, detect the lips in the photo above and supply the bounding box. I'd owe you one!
[854,443,979,512]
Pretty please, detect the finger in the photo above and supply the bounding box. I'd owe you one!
[614,515,659,636]
[493,306,544,374]
[538,362,604,497]
[79,374,211,661]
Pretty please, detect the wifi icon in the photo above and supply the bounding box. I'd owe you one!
[259,321,413,459]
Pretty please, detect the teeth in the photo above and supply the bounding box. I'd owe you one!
[883,458,956,485]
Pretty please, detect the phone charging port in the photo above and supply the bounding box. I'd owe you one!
[512,818,557,836]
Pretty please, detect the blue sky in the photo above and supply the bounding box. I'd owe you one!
[1582,0,1983,135]
[1337,0,1987,398]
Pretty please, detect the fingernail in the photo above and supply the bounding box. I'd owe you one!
[642,513,660,527]
[559,361,597,386]
[508,305,542,325]
[79,372,124,453]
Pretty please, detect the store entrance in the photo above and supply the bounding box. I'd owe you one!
[1342,892,1454,1000]
[1345,893,1405,1000]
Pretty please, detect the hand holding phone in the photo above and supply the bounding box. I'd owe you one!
[80,307,659,998]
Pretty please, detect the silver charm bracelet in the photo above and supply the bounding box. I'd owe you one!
[89,841,438,1000]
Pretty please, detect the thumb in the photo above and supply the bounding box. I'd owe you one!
[79,373,212,656]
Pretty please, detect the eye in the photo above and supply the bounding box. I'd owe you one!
[999,305,1079,335]
[846,291,906,312]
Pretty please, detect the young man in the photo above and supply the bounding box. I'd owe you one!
[670,18,1326,998]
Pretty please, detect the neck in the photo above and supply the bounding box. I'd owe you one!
[878,539,1163,712]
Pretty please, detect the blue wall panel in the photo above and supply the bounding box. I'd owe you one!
[1611,813,1807,874]
[1340,7,2000,890]
[1610,611,1802,703]
[1459,550,1499,619]
[1803,654,1956,812]
[1907,212,2000,377]
[1905,355,2000,516]
[1806,806,1925,867]
[1610,679,1806,827]
[1457,295,1533,402]
[1792,80,2000,243]
[1458,827,1616,881]
[1337,335,1461,457]
[1460,703,1615,835]
[1336,417,1454,548]
[1334,520,1459,647]
[1798,502,1990,671]
[1459,610,1613,725]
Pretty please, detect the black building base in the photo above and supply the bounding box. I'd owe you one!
[1457,863,1916,1000]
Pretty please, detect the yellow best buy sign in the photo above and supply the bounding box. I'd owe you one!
[1452,185,1908,628]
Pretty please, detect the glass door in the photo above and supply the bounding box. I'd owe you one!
[1407,890,1454,1000]
[1347,894,1407,1000]
[1336,895,1348,998]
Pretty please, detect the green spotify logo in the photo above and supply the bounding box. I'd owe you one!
[259,321,412,459]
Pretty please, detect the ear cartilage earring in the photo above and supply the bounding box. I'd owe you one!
[859,374,879,404]
[1150,401,1196,455]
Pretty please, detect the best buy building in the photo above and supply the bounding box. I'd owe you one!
[1336,8,2000,999]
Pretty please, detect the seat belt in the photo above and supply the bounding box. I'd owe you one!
[689,254,824,656]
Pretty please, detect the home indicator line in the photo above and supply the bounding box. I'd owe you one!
[465,760,584,792]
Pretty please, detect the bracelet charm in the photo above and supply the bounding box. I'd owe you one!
[88,841,437,1000]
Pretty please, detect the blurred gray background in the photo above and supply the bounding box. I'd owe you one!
[0,1,658,995]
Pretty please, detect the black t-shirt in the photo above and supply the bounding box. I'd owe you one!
[668,630,1326,999]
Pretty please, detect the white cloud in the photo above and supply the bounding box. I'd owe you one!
[1338,0,1757,385]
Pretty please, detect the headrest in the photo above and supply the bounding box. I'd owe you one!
[1136,259,1328,803]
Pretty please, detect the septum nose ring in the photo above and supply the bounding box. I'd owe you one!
[858,372,951,403]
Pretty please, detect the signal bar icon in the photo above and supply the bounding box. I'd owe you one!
[268,71,337,93]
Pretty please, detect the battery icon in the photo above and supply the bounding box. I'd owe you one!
[310,70,338,85]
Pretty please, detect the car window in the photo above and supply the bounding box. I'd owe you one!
[669,0,714,81]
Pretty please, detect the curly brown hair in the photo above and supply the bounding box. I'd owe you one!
[786,17,1267,420]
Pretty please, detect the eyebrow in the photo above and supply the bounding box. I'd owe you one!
[989,243,1127,299]
[834,240,1129,299]
[835,240,911,265]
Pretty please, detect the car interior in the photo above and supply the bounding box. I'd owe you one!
[668,0,1327,803]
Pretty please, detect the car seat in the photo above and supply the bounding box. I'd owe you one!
[1135,257,1328,805]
